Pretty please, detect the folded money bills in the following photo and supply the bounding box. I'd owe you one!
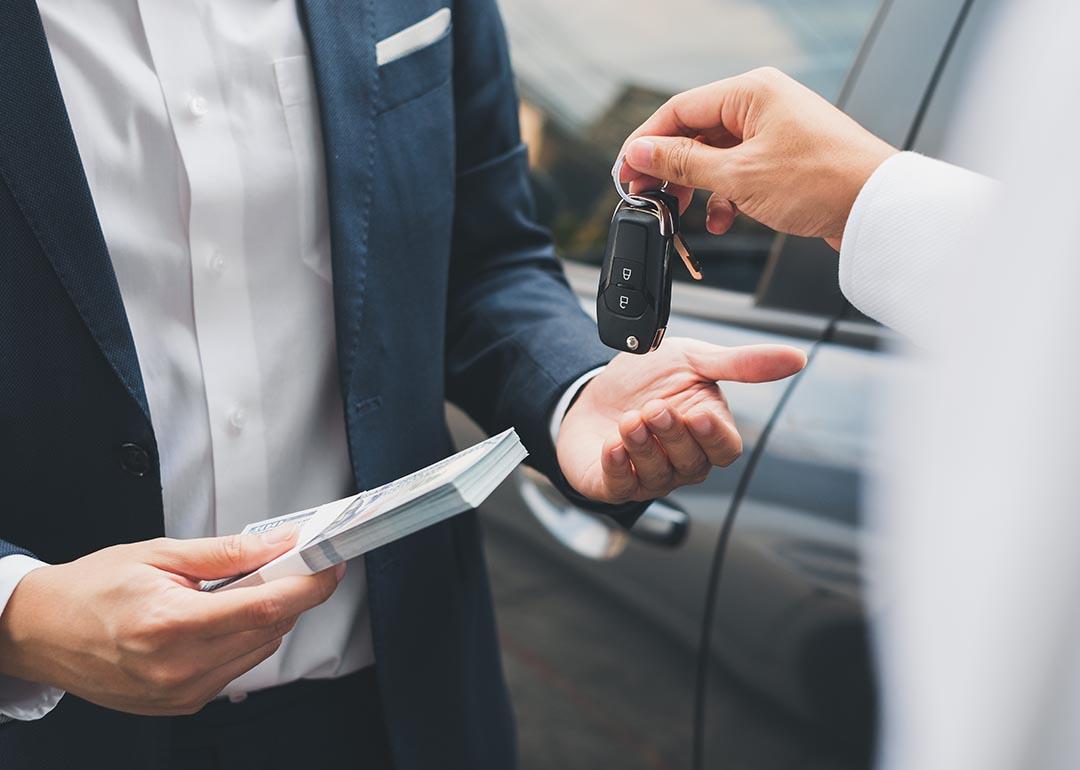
[202,428,527,592]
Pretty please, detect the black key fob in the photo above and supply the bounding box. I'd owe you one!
[596,190,701,354]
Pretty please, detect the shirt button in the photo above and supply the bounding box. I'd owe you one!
[189,95,209,118]
[228,407,247,433]
[118,443,152,477]
[208,250,226,276]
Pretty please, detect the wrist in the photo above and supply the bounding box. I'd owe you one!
[0,565,55,681]
[836,140,899,241]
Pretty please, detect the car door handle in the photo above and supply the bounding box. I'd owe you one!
[516,469,689,560]
[629,499,689,548]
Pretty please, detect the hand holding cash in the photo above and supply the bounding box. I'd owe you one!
[0,526,341,716]
[203,428,527,592]
[0,430,525,716]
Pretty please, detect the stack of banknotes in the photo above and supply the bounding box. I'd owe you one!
[202,428,527,592]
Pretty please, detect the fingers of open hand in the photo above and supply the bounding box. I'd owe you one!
[599,436,637,501]
[642,400,710,484]
[605,404,740,502]
[619,411,675,495]
[685,407,743,468]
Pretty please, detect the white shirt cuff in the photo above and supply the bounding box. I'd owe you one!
[0,556,65,723]
[838,151,999,345]
[549,366,606,442]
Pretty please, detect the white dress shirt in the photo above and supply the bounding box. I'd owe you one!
[0,0,369,720]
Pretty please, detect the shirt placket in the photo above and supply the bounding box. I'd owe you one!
[136,0,270,534]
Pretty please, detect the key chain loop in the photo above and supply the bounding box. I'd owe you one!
[611,155,649,208]
[612,155,672,205]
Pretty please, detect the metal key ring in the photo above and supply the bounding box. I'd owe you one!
[612,155,671,205]
[611,155,651,208]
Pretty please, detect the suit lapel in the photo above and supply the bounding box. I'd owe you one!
[296,0,379,390]
[297,0,379,390]
[0,0,150,420]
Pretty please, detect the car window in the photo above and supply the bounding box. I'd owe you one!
[910,0,995,172]
[503,0,884,293]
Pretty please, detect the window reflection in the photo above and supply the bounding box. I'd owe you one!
[504,0,882,292]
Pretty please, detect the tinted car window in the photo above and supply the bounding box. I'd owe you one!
[911,0,995,171]
[503,0,884,292]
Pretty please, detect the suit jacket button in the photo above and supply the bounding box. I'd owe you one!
[119,443,151,477]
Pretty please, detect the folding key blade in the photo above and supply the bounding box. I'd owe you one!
[673,233,703,281]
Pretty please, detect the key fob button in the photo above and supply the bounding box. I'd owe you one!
[612,221,648,264]
[611,258,644,290]
[604,286,646,318]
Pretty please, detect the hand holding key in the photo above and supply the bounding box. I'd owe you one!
[557,337,806,503]
[617,67,897,250]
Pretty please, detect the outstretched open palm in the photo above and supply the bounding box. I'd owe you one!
[557,337,806,504]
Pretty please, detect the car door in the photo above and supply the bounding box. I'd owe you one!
[445,2,884,768]
[700,2,992,768]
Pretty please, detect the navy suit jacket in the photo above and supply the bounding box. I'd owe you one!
[0,0,641,767]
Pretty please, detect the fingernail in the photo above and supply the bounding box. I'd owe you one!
[334,563,347,580]
[611,445,628,464]
[626,139,656,169]
[646,409,673,431]
[628,423,650,446]
[689,413,714,437]
[260,524,298,546]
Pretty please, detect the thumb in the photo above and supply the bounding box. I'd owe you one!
[625,136,737,195]
[685,343,807,383]
[144,526,300,580]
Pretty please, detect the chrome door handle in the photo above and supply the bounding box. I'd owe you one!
[629,499,689,548]
[517,468,629,560]
[517,469,689,559]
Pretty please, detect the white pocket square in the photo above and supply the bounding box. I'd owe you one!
[376,8,451,66]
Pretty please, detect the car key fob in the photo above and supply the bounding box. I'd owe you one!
[596,187,702,354]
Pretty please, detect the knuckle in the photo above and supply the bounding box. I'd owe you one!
[748,66,782,90]
[248,594,284,627]
[643,468,675,492]
[718,446,743,468]
[132,604,187,648]
[146,662,189,692]
[273,616,298,637]
[174,690,212,716]
[218,534,246,568]
[146,536,171,552]
[680,459,711,480]
[314,571,339,601]
[667,139,697,183]
[138,537,173,562]
[657,423,687,443]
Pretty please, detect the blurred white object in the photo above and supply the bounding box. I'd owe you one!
[847,1,1080,769]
